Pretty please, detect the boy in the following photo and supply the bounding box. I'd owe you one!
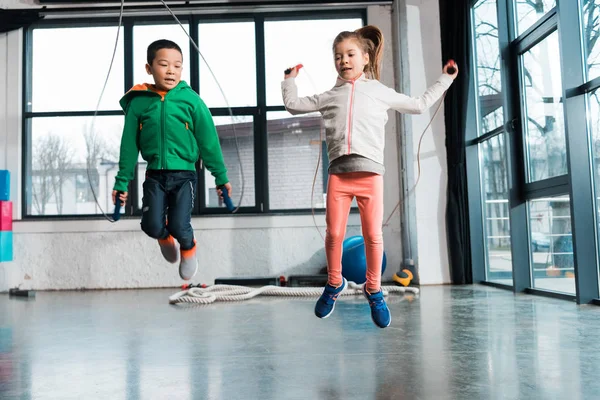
[112,39,232,281]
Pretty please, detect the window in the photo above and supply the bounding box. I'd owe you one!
[481,134,512,284]
[468,0,600,302]
[27,116,123,216]
[582,0,600,81]
[204,116,256,209]
[267,112,325,210]
[264,18,363,106]
[198,21,256,107]
[473,0,504,133]
[31,26,124,112]
[472,0,513,285]
[76,174,97,204]
[263,17,362,210]
[521,31,566,182]
[515,0,556,36]
[24,13,365,218]
[528,196,574,294]
[588,90,600,284]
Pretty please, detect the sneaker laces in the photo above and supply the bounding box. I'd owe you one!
[371,297,388,311]
[367,292,387,311]
[320,286,341,305]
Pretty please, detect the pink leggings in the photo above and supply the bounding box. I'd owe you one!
[325,172,384,292]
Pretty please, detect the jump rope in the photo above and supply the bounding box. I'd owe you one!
[88,0,456,241]
[89,0,240,222]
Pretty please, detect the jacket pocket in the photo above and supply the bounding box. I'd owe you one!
[138,120,160,161]
[183,121,198,161]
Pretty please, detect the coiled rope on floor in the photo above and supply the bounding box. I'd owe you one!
[169,281,419,305]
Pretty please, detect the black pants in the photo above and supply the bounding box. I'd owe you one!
[141,170,197,250]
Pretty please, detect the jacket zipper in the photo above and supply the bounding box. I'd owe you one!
[347,80,356,154]
[161,97,166,169]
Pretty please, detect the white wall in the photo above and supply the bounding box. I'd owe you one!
[407,0,451,285]
[0,2,451,291]
[0,29,22,216]
[368,5,404,287]
[0,28,24,290]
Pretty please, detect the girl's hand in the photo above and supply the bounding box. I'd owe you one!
[284,65,300,79]
[443,60,458,79]
[112,190,128,206]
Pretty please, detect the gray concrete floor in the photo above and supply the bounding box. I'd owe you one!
[1,285,600,400]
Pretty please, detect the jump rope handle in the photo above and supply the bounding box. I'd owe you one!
[284,63,304,75]
[219,186,235,212]
[113,191,124,221]
[446,59,457,75]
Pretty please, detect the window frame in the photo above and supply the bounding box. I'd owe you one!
[467,0,600,303]
[21,10,366,219]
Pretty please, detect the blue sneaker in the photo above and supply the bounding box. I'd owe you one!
[315,278,347,319]
[363,286,391,328]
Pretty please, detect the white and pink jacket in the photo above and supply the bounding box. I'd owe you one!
[281,73,454,165]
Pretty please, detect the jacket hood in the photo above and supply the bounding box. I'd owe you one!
[119,80,191,110]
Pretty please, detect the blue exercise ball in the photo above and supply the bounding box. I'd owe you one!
[341,235,387,284]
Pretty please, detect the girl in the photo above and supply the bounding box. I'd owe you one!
[281,25,457,328]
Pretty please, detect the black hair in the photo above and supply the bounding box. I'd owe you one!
[147,39,183,65]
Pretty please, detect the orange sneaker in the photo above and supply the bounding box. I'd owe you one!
[158,235,179,264]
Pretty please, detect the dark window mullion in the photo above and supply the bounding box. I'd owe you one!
[255,15,268,213]
[466,0,485,284]
[24,110,123,118]
[523,177,570,200]
[468,125,505,146]
[123,20,138,216]
[265,105,286,112]
[124,20,133,93]
[189,18,200,96]
[22,26,31,217]
[499,0,531,292]
[566,76,600,99]
[209,107,259,116]
[505,0,517,43]
[189,16,203,215]
[23,118,33,217]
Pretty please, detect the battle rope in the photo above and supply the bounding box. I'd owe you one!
[169,281,419,305]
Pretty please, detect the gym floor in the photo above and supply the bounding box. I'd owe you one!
[1,284,599,399]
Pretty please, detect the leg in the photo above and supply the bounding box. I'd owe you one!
[166,171,197,250]
[355,173,390,328]
[142,173,179,263]
[355,173,384,293]
[166,171,198,280]
[314,174,353,319]
[140,175,169,240]
[325,173,354,287]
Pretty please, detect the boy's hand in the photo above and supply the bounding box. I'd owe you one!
[112,190,128,206]
[217,182,233,200]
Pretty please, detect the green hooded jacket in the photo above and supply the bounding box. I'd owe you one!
[113,81,228,192]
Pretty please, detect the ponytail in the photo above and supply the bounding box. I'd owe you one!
[355,25,384,80]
